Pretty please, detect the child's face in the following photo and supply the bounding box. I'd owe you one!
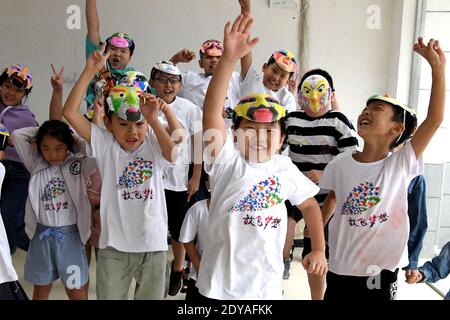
[40,134,69,165]
[150,71,181,104]
[0,79,27,106]
[199,54,221,76]
[358,101,403,145]
[108,45,132,70]
[105,113,148,151]
[262,63,291,92]
[235,119,285,163]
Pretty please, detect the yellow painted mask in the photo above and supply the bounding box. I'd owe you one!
[299,75,331,115]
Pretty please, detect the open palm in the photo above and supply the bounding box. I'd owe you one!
[223,14,259,61]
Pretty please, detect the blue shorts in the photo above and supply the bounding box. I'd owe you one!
[24,224,89,288]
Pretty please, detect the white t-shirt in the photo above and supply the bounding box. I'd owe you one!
[178,199,209,281]
[88,125,169,253]
[37,165,77,227]
[319,142,419,276]
[196,138,319,300]
[0,163,19,283]
[238,64,297,114]
[180,70,241,110]
[160,97,202,191]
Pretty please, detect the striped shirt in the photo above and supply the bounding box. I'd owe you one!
[286,111,359,204]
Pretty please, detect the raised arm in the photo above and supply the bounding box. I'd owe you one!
[411,37,446,158]
[239,0,253,80]
[140,93,181,162]
[203,15,258,156]
[63,44,110,142]
[170,49,196,65]
[49,64,64,121]
[86,0,100,46]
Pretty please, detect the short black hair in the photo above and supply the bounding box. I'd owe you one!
[266,56,294,79]
[298,69,335,93]
[389,105,418,149]
[233,116,287,136]
[36,120,75,156]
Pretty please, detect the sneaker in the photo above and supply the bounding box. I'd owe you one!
[168,263,184,296]
[283,258,291,280]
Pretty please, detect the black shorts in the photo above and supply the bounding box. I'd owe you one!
[0,281,28,300]
[285,200,303,222]
[164,189,189,241]
[324,269,399,301]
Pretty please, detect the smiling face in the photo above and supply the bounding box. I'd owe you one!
[40,134,69,165]
[357,101,405,148]
[262,63,291,92]
[0,79,27,106]
[105,113,148,152]
[107,45,132,70]
[234,119,285,163]
[150,71,181,104]
[299,75,332,117]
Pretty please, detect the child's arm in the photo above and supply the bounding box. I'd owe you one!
[140,93,181,162]
[238,0,253,80]
[170,49,196,65]
[187,162,202,202]
[63,44,111,142]
[297,197,327,275]
[49,64,64,121]
[86,0,100,46]
[10,127,40,172]
[203,15,259,156]
[321,191,336,226]
[91,96,105,127]
[411,37,446,158]
[184,241,202,274]
[417,242,450,284]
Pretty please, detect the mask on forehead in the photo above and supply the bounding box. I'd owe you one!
[299,75,331,115]
[106,85,143,122]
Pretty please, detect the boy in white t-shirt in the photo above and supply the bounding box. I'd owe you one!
[149,60,203,296]
[178,197,210,301]
[319,37,446,300]
[170,40,241,114]
[63,44,183,300]
[196,14,327,301]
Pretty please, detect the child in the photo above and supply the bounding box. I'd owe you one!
[12,119,94,300]
[0,64,38,254]
[408,241,450,300]
[170,41,241,113]
[84,0,136,120]
[179,196,210,301]
[197,14,327,300]
[63,44,183,300]
[237,0,297,115]
[319,37,446,300]
[283,69,359,299]
[0,162,28,300]
[149,60,203,296]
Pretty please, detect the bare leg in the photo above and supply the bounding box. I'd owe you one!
[33,283,53,300]
[307,273,326,300]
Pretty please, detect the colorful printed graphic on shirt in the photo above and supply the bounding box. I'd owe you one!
[341,182,388,228]
[41,177,69,212]
[116,157,154,202]
[229,176,283,214]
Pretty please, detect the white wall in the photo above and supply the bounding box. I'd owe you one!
[0,0,300,123]
[300,0,417,125]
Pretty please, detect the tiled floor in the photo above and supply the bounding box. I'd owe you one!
[10,245,444,300]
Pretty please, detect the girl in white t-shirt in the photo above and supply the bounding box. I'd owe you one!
[319,37,446,300]
[197,14,327,300]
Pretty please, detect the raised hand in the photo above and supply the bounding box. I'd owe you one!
[50,64,64,91]
[86,42,111,75]
[171,49,196,64]
[414,37,447,69]
[223,14,259,61]
[140,92,161,122]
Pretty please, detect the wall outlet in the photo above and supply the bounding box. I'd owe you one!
[269,0,298,9]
